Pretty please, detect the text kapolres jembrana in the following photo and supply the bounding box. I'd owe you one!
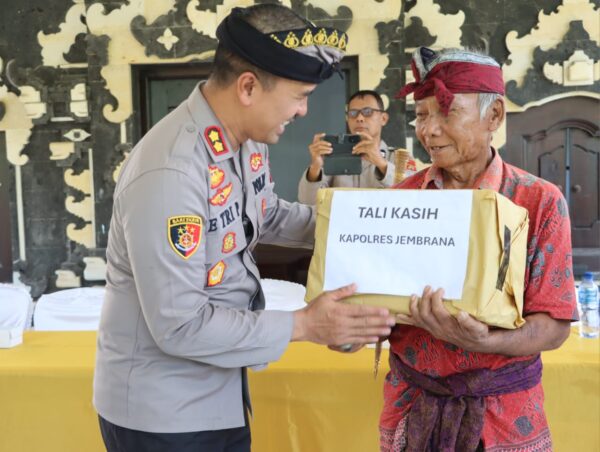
[324,190,473,299]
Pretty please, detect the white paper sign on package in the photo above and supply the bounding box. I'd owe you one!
[323,190,473,300]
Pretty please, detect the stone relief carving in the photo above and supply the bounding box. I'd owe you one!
[506,16,600,109]
[86,0,216,125]
[64,167,95,248]
[544,50,599,86]
[38,0,88,68]
[404,0,464,50]
[504,0,599,89]
[70,83,89,118]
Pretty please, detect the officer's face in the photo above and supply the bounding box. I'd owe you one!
[250,78,317,144]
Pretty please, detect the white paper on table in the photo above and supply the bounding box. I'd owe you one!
[323,190,472,300]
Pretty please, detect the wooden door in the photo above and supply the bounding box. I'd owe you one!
[505,96,600,276]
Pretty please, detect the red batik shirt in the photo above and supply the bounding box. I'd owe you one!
[380,150,577,452]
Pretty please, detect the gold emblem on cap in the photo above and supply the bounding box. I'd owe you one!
[284,31,300,49]
[269,28,348,51]
[314,28,327,45]
[327,30,339,47]
[301,29,313,46]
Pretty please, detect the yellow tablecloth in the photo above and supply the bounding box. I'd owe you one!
[0,329,597,452]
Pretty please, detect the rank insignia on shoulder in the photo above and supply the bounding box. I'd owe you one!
[209,182,233,206]
[204,126,229,156]
[250,153,263,172]
[261,198,267,217]
[209,165,225,189]
[168,215,202,260]
[207,260,226,287]
[222,232,237,253]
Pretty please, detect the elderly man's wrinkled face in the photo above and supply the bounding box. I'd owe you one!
[414,93,495,170]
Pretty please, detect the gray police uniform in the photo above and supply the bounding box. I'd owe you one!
[93,84,315,433]
[297,141,396,205]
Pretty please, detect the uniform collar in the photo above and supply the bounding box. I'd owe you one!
[421,147,503,190]
[186,82,236,163]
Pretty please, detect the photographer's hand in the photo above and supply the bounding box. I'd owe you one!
[307,133,332,182]
[352,132,388,175]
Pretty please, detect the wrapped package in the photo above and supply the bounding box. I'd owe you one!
[305,188,529,329]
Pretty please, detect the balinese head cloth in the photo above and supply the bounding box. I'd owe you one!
[396,47,505,115]
[216,7,348,84]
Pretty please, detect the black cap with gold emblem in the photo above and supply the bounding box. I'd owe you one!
[216,7,347,84]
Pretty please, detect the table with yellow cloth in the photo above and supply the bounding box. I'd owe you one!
[0,329,597,452]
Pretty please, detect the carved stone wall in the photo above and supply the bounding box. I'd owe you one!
[1,0,598,296]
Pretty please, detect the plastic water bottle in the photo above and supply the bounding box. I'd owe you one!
[578,272,599,338]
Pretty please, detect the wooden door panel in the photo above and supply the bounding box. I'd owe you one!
[570,140,600,250]
[570,143,599,228]
[537,141,565,191]
[506,96,600,275]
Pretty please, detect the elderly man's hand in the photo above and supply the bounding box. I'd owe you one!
[306,133,332,181]
[352,131,388,175]
[396,286,490,351]
[328,344,365,353]
[292,284,396,346]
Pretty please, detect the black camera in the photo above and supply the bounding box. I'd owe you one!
[322,134,362,176]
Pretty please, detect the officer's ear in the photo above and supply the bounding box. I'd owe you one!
[237,72,260,107]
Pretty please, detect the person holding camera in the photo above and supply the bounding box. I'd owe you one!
[297,90,396,204]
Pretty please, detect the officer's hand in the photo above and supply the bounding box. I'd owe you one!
[292,284,396,346]
[352,132,387,173]
[307,133,331,182]
[396,286,490,351]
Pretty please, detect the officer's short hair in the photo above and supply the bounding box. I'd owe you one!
[211,4,308,90]
[348,90,385,111]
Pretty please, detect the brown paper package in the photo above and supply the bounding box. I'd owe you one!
[305,188,529,329]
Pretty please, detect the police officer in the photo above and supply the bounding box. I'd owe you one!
[93,4,395,452]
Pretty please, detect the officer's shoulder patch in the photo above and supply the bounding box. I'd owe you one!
[168,215,202,260]
[204,126,229,156]
[207,260,226,287]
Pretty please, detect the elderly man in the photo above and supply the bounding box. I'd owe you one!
[93,5,395,452]
[380,47,577,451]
[298,90,397,204]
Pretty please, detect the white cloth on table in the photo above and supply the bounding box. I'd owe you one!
[34,287,105,331]
[261,278,307,311]
[0,284,32,347]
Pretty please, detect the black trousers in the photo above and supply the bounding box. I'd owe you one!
[98,416,251,452]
